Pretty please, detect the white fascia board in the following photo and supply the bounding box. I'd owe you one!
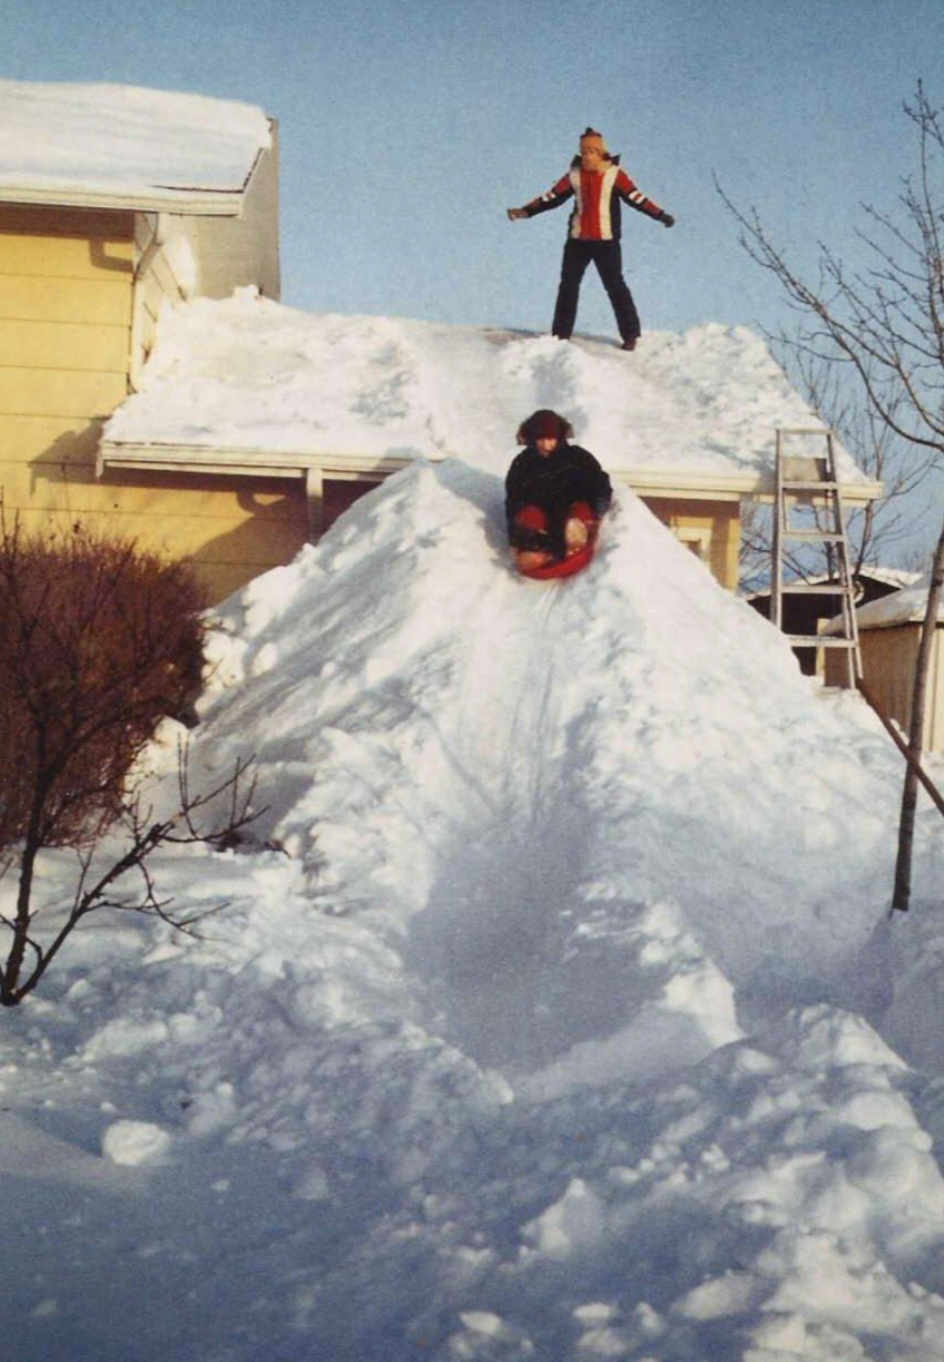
[614,467,882,505]
[97,440,883,505]
[0,184,243,216]
[96,441,413,479]
[0,142,268,218]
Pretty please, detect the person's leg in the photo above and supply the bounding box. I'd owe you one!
[593,242,641,345]
[552,240,592,339]
[512,504,555,570]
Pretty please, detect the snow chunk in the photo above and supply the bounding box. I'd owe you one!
[782,1005,908,1072]
[521,1178,607,1260]
[101,1120,172,1166]
[675,1270,765,1320]
[448,1311,534,1358]
[82,1017,169,1061]
[29,1298,59,1320]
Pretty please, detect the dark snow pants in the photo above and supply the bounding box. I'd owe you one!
[551,239,641,344]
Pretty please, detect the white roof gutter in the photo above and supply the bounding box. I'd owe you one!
[0,144,268,218]
[0,184,244,216]
[96,439,883,506]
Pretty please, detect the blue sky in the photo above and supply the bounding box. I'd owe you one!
[4,0,943,345]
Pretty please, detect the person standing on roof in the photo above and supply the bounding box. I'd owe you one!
[507,127,675,351]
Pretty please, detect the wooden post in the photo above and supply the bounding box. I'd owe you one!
[304,467,324,542]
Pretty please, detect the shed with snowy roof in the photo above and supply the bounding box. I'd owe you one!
[0,80,280,593]
[825,579,944,751]
[749,567,919,676]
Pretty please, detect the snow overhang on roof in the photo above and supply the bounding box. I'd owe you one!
[0,80,271,216]
[826,576,942,632]
[96,296,884,503]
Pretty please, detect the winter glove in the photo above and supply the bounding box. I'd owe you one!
[507,207,527,221]
[564,517,590,554]
[660,213,675,228]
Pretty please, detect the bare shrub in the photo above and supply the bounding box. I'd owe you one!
[0,514,258,1004]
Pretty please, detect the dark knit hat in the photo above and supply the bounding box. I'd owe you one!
[516,409,574,444]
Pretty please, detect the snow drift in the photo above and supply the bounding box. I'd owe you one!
[4,396,944,1360]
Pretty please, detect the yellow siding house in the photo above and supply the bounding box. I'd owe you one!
[0,80,294,601]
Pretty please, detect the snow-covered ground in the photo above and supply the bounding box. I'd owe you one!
[4,453,944,1360]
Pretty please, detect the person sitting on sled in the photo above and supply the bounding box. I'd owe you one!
[507,127,674,351]
[505,409,612,574]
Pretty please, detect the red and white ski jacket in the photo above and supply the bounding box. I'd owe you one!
[524,157,666,241]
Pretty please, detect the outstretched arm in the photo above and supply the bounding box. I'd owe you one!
[507,174,574,221]
[616,169,675,227]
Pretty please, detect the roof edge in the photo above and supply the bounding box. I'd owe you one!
[0,184,244,216]
[96,440,885,504]
[624,468,874,504]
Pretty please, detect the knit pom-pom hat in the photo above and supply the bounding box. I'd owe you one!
[579,127,608,154]
[516,409,574,445]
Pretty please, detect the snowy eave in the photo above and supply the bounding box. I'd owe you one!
[835,577,943,631]
[95,439,881,505]
[0,80,271,216]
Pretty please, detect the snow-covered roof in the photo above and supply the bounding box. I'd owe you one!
[101,292,880,498]
[748,565,920,602]
[0,80,271,215]
[846,573,941,630]
[854,565,922,591]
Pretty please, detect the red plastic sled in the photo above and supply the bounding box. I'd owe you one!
[512,502,600,580]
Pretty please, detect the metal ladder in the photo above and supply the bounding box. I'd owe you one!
[771,427,862,687]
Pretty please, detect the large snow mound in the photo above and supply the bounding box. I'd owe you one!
[200,461,896,1013]
[0,80,270,200]
[5,461,944,1361]
[105,290,872,485]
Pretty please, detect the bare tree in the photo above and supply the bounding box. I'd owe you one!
[721,83,944,912]
[0,515,261,1003]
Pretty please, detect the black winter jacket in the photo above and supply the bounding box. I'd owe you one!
[505,443,612,554]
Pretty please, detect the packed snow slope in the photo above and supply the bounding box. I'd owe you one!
[104,290,874,489]
[6,463,944,1362]
[201,461,895,1026]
